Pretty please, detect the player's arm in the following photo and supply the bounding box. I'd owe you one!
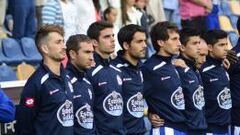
[0,88,15,123]
[15,81,39,135]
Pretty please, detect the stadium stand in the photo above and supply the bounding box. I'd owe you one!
[228,32,239,47]
[16,62,35,80]
[2,38,26,65]
[219,15,235,32]
[0,63,17,82]
[20,37,42,64]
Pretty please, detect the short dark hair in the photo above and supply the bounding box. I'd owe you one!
[180,27,201,46]
[66,34,92,60]
[87,21,113,41]
[150,21,179,52]
[103,6,115,20]
[203,29,228,46]
[35,24,64,53]
[118,24,145,50]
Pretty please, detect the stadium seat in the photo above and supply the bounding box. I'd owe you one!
[2,38,26,65]
[220,0,232,16]
[0,63,17,82]
[0,39,11,64]
[219,15,235,32]
[16,62,35,80]
[229,14,238,28]
[228,32,239,47]
[229,1,240,16]
[20,37,42,64]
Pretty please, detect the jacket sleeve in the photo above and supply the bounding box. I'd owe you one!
[0,88,15,123]
[15,80,39,135]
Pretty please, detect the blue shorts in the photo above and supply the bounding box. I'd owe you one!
[150,127,186,135]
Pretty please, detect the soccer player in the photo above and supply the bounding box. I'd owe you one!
[200,29,231,135]
[86,21,125,135]
[112,24,147,135]
[177,27,207,134]
[142,21,186,135]
[65,34,96,135]
[16,25,74,135]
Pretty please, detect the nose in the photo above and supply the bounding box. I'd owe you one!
[89,53,94,61]
[177,40,181,47]
[61,40,66,49]
[143,41,147,48]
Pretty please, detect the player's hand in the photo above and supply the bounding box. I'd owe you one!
[223,59,230,69]
[173,59,188,68]
[227,50,238,65]
[148,113,165,128]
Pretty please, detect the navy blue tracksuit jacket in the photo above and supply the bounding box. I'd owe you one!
[228,38,240,127]
[66,63,96,135]
[16,63,74,135]
[142,54,186,132]
[176,55,207,134]
[86,53,125,135]
[112,51,146,135]
[200,56,232,133]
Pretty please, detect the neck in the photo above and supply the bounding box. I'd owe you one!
[209,53,222,60]
[181,53,194,62]
[71,62,85,73]
[123,52,138,66]
[157,50,171,57]
[43,58,61,76]
[96,50,110,59]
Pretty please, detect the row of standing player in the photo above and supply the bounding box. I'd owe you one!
[15,19,240,135]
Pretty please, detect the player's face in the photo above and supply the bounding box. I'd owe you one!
[127,32,147,60]
[209,38,228,60]
[44,32,66,62]
[161,31,181,56]
[196,39,208,68]
[75,42,94,70]
[181,36,201,60]
[96,28,115,56]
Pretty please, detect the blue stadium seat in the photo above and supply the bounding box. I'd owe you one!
[0,63,17,82]
[2,38,26,65]
[20,37,42,64]
[0,39,10,64]
[228,32,239,47]
[229,14,238,28]
[220,0,231,16]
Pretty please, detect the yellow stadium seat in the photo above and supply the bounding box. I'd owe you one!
[219,15,235,32]
[229,1,240,16]
[16,62,35,80]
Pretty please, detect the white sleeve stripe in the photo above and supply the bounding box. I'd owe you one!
[202,65,215,72]
[92,65,103,76]
[153,61,166,70]
[71,77,77,84]
[237,52,240,57]
[41,73,49,84]
[110,65,121,72]
[83,78,91,84]
[184,67,190,73]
